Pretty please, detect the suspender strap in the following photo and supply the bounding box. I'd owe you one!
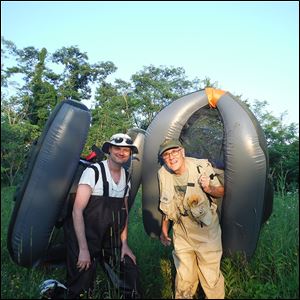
[124,170,129,198]
[99,162,109,197]
[97,162,130,198]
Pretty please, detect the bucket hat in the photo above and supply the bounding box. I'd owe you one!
[102,133,138,154]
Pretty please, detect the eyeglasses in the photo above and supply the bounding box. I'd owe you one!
[162,148,182,160]
[111,137,133,144]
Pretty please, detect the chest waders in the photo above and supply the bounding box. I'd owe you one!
[64,162,140,299]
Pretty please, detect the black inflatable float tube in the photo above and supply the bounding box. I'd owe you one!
[141,89,273,260]
[7,100,91,268]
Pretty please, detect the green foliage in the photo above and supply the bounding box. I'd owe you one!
[1,37,299,191]
[51,46,117,101]
[1,119,40,186]
[1,187,298,299]
[1,186,44,299]
[222,193,299,299]
[2,39,58,127]
[81,82,134,154]
[27,47,58,127]
[251,100,299,192]
[129,65,194,129]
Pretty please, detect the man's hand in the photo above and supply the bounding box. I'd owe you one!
[160,232,172,246]
[199,174,210,190]
[77,249,91,271]
[199,174,224,197]
[121,240,136,264]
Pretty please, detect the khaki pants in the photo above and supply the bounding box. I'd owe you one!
[172,213,225,299]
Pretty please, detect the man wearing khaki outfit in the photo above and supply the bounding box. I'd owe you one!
[158,138,225,299]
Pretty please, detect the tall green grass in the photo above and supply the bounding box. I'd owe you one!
[1,186,299,299]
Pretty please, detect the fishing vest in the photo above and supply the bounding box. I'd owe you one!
[158,157,222,225]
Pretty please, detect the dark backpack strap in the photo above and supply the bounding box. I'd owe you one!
[87,164,99,186]
[99,162,109,197]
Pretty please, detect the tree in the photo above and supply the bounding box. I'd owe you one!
[128,65,194,129]
[251,100,299,192]
[51,46,117,101]
[2,38,58,127]
[1,117,39,186]
[26,47,58,127]
[84,81,134,153]
[1,38,298,192]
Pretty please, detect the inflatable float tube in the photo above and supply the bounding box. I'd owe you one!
[141,88,273,260]
[7,100,91,268]
[126,128,146,209]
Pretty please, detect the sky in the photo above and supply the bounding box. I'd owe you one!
[1,1,299,125]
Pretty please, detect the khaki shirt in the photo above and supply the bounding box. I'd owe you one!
[158,157,222,225]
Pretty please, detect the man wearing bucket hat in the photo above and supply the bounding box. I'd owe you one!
[64,133,140,299]
[158,138,225,299]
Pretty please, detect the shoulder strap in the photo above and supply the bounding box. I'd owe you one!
[195,162,223,220]
[88,164,99,185]
[99,162,109,197]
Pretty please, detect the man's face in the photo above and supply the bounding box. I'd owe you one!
[162,147,185,174]
[109,145,131,164]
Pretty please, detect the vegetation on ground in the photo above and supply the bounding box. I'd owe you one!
[1,187,298,299]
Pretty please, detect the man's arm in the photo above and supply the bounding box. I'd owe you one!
[199,175,224,198]
[72,184,92,271]
[160,215,172,246]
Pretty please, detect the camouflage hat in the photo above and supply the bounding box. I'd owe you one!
[159,138,183,156]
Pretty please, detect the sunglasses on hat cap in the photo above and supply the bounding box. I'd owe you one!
[110,136,133,145]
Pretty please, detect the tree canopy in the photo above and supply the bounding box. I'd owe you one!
[1,37,298,192]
